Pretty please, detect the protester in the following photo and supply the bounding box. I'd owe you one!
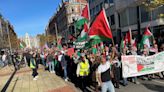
[30,51,38,80]
[40,51,46,67]
[111,54,121,88]
[141,49,152,80]
[47,50,55,73]
[5,35,163,92]
[61,50,69,81]
[97,55,115,92]
[2,51,7,66]
[129,46,140,84]
[121,48,128,86]
[76,54,90,92]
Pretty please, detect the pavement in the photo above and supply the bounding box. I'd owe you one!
[0,65,78,92]
[115,79,164,92]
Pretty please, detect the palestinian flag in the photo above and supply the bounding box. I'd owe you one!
[132,38,137,47]
[57,38,62,50]
[140,27,153,48]
[120,37,126,53]
[76,23,89,42]
[125,28,132,45]
[88,9,113,45]
[120,39,125,49]
[19,42,24,49]
[100,42,104,49]
[75,4,90,30]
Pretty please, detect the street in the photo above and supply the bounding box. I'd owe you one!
[115,79,164,92]
[81,78,164,92]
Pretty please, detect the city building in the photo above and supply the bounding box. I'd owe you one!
[89,0,114,21]
[46,0,88,42]
[89,0,164,44]
[114,0,164,44]
[0,14,18,49]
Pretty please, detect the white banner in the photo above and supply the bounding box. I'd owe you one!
[122,51,164,78]
[73,41,87,49]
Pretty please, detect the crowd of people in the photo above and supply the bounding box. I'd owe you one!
[0,41,164,92]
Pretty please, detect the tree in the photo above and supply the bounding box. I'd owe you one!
[142,0,164,11]
[46,35,56,43]
[37,34,57,47]
[37,34,47,47]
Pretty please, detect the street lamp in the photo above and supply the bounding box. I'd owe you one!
[5,21,12,54]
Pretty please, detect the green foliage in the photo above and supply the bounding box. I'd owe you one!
[142,0,164,11]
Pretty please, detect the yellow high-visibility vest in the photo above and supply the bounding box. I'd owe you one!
[79,60,89,76]
[30,59,36,69]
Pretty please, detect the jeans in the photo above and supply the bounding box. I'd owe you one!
[123,78,128,85]
[48,62,54,72]
[101,81,115,92]
[41,58,46,66]
[0,61,4,67]
[132,77,137,82]
[63,66,68,79]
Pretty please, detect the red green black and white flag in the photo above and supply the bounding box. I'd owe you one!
[140,27,153,48]
[88,8,113,45]
[75,4,90,30]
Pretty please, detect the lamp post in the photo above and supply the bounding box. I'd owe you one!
[54,23,58,45]
[6,21,12,54]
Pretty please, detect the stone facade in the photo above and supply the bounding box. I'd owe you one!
[46,0,87,42]
[0,14,18,49]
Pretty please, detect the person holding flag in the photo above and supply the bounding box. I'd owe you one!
[140,26,153,51]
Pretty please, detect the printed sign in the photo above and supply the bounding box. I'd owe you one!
[122,52,164,78]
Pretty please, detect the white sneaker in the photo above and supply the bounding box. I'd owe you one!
[52,71,55,74]
[50,71,53,73]
[33,78,37,80]
[35,76,39,79]
[64,78,68,81]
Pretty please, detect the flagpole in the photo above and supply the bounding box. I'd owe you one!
[147,24,155,45]
[129,28,132,45]
[111,38,115,47]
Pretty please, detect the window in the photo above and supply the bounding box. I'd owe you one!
[109,0,114,3]
[104,0,109,3]
[140,6,151,23]
[96,5,100,13]
[128,7,137,25]
[120,10,128,27]
[89,0,92,4]
[93,7,95,15]
[110,15,115,25]
[100,3,103,9]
